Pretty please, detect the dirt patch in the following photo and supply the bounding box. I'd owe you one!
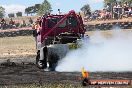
[0,57,80,85]
[0,56,132,86]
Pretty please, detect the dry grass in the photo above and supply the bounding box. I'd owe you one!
[5,16,38,24]
[0,36,36,58]
[1,29,132,58]
[84,17,132,25]
[85,29,132,38]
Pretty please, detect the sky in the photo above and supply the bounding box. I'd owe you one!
[0,0,104,15]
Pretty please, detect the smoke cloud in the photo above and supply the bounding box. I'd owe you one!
[56,29,132,72]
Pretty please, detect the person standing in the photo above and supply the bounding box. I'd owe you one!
[33,17,41,50]
[29,17,33,24]
[123,1,129,17]
[117,2,123,19]
[113,2,118,19]
[1,18,6,29]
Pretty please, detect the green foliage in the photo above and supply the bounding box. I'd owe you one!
[25,6,35,16]
[25,0,52,16]
[34,4,41,12]
[16,12,22,17]
[0,6,5,18]
[120,0,132,5]
[80,4,91,16]
[25,4,40,16]
[37,0,52,16]
[104,0,117,4]
[8,13,15,18]
[25,8,30,16]
[120,0,132,3]
[104,0,117,7]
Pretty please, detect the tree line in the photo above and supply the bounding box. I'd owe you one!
[25,0,52,16]
[0,0,52,18]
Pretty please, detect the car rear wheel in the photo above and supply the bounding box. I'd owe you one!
[36,52,47,69]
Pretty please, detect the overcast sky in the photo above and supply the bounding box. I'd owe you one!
[0,0,104,15]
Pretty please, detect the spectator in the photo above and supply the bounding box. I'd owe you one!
[9,18,14,25]
[101,9,106,20]
[106,3,111,12]
[21,20,26,27]
[117,2,123,19]
[0,18,6,29]
[29,17,33,24]
[106,11,112,20]
[34,17,41,49]
[128,7,132,16]
[1,18,6,24]
[123,1,129,17]
[37,16,42,26]
[94,10,99,20]
[9,18,15,28]
[87,11,91,18]
[113,2,118,19]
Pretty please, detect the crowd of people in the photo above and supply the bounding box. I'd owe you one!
[0,17,33,30]
[84,1,132,21]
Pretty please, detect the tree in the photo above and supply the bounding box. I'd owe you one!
[34,4,41,13]
[120,0,132,5]
[0,6,5,18]
[28,6,35,16]
[25,6,35,16]
[16,12,22,17]
[37,0,52,16]
[25,8,29,16]
[25,7,31,16]
[104,0,117,7]
[120,0,132,3]
[81,4,91,16]
[8,13,15,18]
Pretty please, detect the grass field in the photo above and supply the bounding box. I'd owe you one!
[0,36,36,58]
[1,29,132,58]
[85,29,132,37]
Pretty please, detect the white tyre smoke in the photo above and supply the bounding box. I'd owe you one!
[56,30,132,72]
